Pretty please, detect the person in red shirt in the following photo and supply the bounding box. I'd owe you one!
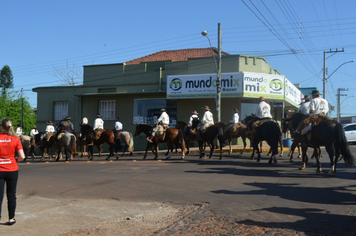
[0,118,25,225]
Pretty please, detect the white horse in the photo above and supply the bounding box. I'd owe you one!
[117,131,134,158]
[56,133,77,162]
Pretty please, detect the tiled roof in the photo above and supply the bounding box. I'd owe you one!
[125,48,230,65]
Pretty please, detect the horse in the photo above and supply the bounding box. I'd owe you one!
[175,121,197,154]
[56,132,77,162]
[244,115,282,164]
[191,119,226,160]
[223,122,249,154]
[134,124,186,160]
[116,131,134,157]
[40,132,56,161]
[19,135,36,161]
[282,113,320,163]
[80,125,116,160]
[299,119,356,175]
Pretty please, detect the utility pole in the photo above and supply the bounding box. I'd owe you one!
[21,88,24,129]
[323,48,344,99]
[216,23,222,122]
[337,88,348,122]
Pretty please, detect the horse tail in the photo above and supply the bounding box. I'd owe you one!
[178,129,187,154]
[128,132,134,152]
[336,123,356,166]
[71,134,77,154]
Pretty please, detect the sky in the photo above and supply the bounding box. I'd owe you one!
[2,0,356,118]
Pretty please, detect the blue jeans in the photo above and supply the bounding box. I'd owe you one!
[0,171,18,220]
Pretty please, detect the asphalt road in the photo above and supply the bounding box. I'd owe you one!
[2,146,356,235]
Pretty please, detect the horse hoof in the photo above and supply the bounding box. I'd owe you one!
[116,157,119,160]
[219,157,222,160]
[130,152,133,156]
[290,159,294,162]
[299,166,305,170]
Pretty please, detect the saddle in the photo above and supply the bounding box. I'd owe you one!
[45,132,55,142]
[252,118,271,129]
[94,129,104,141]
[302,114,330,127]
[155,125,167,140]
[57,133,65,141]
[198,123,213,133]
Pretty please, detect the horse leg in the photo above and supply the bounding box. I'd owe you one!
[219,138,223,160]
[166,143,173,159]
[153,143,159,160]
[299,143,308,170]
[279,136,283,157]
[228,138,232,154]
[106,145,114,160]
[289,139,298,162]
[241,137,247,154]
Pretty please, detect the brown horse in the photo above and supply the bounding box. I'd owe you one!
[223,122,249,154]
[175,121,197,154]
[134,124,186,160]
[80,125,116,160]
[191,119,226,160]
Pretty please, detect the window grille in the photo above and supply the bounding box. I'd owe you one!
[54,102,68,121]
[99,100,116,120]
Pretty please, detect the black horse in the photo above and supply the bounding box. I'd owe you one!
[175,120,197,155]
[191,118,225,160]
[244,115,282,164]
[299,119,355,175]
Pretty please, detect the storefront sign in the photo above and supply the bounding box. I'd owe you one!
[284,78,303,107]
[242,72,285,100]
[167,73,243,99]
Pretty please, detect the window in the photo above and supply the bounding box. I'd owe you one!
[99,100,116,120]
[344,125,356,132]
[133,99,177,125]
[54,102,68,121]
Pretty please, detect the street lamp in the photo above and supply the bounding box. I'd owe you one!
[323,59,355,99]
[201,23,222,122]
[337,94,355,122]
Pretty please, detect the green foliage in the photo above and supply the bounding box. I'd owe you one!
[0,90,36,134]
[0,65,14,97]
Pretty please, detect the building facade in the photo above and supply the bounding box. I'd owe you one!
[33,48,303,151]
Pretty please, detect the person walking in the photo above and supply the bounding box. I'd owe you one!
[0,118,25,225]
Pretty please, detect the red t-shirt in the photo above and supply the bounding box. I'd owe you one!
[0,133,23,172]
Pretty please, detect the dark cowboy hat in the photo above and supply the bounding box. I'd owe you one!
[46,121,53,125]
[96,113,101,118]
[203,106,210,111]
[65,116,71,120]
[304,95,311,101]
[259,96,266,102]
[160,108,166,112]
[192,110,198,115]
[233,108,239,112]
[312,90,320,96]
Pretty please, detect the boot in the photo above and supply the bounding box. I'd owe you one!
[146,136,154,143]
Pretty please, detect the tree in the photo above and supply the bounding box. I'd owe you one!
[52,63,83,86]
[0,65,14,97]
[0,90,36,134]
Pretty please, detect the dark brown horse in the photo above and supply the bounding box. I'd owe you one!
[134,124,186,160]
[282,113,320,163]
[40,132,56,161]
[299,119,356,175]
[175,120,197,154]
[223,122,249,154]
[80,125,116,160]
[191,119,226,160]
[244,115,282,164]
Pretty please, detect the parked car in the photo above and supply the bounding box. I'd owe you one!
[343,123,356,143]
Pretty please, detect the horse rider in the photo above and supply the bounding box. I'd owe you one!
[93,113,104,130]
[185,110,199,136]
[255,96,272,119]
[82,117,88,125]
[297,95,311,115]
[29,125,39,137]
[230,108,240,123]
[146,108,169,143]
[297,89,330,135]
[114,117,123,151]
[196,106,214,140]
[16,124,22,136]
[45,121,55,134]
[57,116,74,135]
